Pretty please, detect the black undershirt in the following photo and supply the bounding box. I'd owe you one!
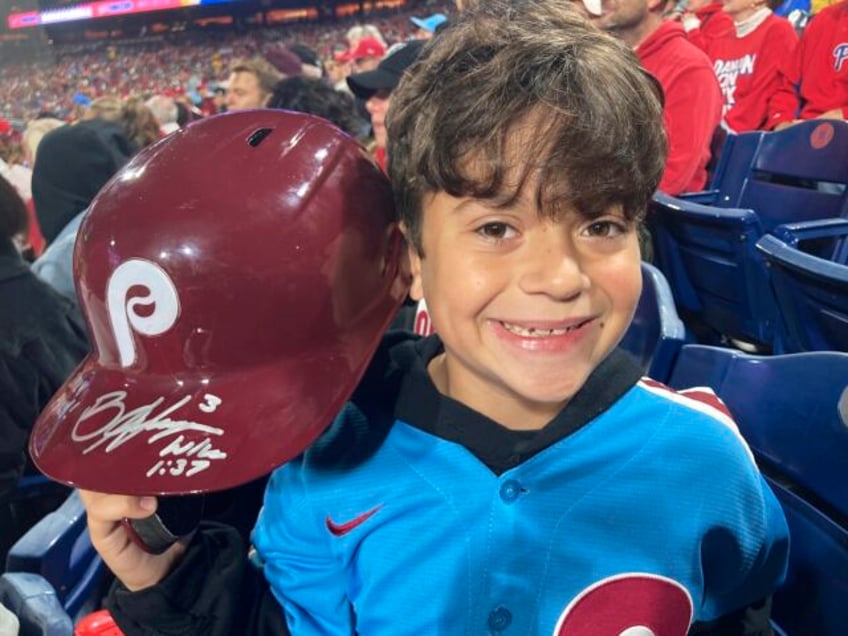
[391,333,643,475]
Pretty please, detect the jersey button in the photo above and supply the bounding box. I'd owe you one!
[499,480,523,503]
[487,606,512,631]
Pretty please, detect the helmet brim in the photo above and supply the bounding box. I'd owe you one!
[31,283,404,496]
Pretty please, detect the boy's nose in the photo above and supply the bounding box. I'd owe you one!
[518,233,587,300]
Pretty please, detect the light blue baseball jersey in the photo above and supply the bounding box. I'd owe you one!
[252,336,788,635]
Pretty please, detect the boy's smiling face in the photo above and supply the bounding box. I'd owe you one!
[406,185,642,431]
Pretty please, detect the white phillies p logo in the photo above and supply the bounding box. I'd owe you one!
[106,259,180,368]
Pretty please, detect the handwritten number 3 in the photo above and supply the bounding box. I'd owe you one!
[169,459,188,476]
[199,394,222,413]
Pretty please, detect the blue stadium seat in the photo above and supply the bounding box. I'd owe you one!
[5,490,106,622]
[618,262,688,382]
[649,194,777,346]
[770,217,848,264]
[0,572,73,636]
[756,219,848,353]
[687,121,848,227]
[2,475,71,565]
[668,345,848,635]
[649,121,848,348]
[680,128,764,207]
[740,121,848,231]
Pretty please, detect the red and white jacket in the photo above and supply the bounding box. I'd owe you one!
[768,0,848,127]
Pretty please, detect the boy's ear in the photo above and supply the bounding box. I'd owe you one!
[399,222,424,302]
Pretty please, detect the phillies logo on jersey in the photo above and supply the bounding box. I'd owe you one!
[554,573,693,635]
[834,43,848,72]
[106,258,181,367]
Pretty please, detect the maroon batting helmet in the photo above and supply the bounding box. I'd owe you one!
[30,110,409,495]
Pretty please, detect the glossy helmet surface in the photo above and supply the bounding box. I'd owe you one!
[31,110,409,495]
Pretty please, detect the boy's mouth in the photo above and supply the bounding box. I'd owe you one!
[498,319,592,338]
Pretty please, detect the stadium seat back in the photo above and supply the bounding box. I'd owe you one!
[750,120,848,185]
[679,130,764,207]
[768,484,848,636]
[618,262,688,382]
[757,228,848,353]
[648,194,776,346]
[668,345,848,636]
[738,121,848,232]
[711,130,764,205]
[2,476,70,565]
[6,491,106,621]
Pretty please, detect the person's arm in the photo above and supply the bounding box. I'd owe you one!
[659,64,723,194]
[766,21,805,129]
[0,332,84,497]
[81,491,290,636]
[725,23,798,132]
[251,460,355,634]
[679,13,708,52]
[104,520,290,636]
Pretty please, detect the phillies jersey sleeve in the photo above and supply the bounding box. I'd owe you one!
[252,352,788,634]
[709,15,798,132]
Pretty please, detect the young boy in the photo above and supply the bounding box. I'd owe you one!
[79,1,788,634]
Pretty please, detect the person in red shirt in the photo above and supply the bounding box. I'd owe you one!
[675,0,735,52]
[707,0,798,131]
[768,0,848,129]
[594,0,723,194]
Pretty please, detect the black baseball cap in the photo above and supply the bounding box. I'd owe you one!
[347,40,426,100]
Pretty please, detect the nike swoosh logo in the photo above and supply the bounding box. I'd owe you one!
[325,505,382,537]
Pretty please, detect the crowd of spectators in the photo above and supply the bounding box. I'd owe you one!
[0,3,452,125]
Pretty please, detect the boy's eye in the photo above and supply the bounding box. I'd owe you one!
[477,222,516,240]
[583,220,627,238]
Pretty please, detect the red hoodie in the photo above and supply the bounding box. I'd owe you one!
[637,21,723,194]
[686,2,735,52]
[768,1,848,127]
[708,14,798,131]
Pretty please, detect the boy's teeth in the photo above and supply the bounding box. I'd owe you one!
[501,322,572,337]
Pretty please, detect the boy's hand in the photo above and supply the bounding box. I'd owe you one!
[79,490,189,592]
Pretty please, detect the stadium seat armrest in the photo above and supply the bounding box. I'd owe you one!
[756,234,848,280]
[0,572,74,635]
[677,189,720,205]
[652,192,757,224]
[771,218,848,246]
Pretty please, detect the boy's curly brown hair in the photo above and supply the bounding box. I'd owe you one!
[387,0,668,253]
